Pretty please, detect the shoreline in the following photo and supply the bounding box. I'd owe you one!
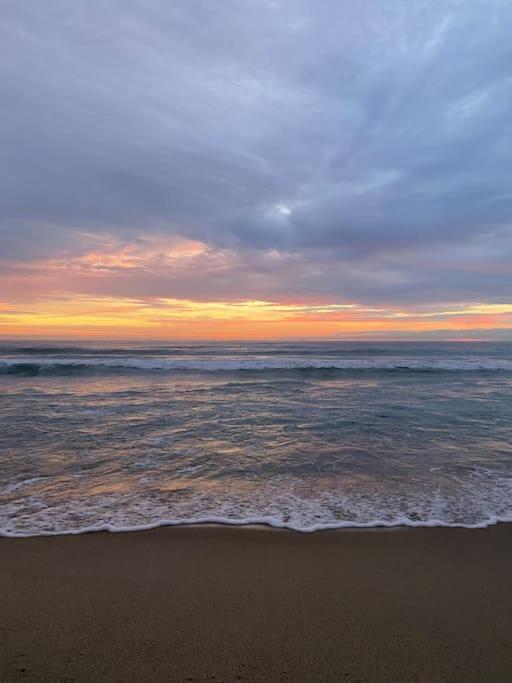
[2,524,512,681]
[3,515,512,538]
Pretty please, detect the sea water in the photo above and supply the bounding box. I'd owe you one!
[1,340,511,536]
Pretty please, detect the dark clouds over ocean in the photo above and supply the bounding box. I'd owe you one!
[1,0,512,309]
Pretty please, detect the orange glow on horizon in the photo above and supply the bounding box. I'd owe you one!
[1,295,511,339]
[1,241,511,340]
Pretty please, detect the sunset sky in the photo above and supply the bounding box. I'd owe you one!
[1,0,512,340]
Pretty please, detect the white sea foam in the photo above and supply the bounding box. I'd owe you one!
[3,510,512,538]
[2,468,512,537]
[1,355,512,373]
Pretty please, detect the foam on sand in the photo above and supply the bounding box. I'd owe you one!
[3,467,512,537]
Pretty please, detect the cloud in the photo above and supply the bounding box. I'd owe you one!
[1,0,512,319]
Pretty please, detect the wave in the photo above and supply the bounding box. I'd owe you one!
[3,464,512,537]
[0,346,427,358]
[1,357,512,376]
[3,342,509,358]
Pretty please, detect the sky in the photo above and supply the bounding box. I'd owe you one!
[1,0,512,340]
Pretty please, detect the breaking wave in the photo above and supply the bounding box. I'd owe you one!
[1,357,512,376]
[3,467,512,537]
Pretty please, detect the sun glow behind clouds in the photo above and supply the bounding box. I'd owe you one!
[1,0,512,340]
[1,233,511,339]
[1,294,512,339]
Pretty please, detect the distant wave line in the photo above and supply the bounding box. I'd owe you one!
[1,358,512,376]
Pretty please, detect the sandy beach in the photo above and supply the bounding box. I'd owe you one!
[1,524,512,681]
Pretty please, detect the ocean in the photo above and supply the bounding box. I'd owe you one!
[1,340,511,536]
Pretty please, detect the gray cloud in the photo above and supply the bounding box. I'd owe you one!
[1,0,512,305]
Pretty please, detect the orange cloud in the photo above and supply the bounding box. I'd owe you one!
[1,240,512,339]
[0,294,511,339]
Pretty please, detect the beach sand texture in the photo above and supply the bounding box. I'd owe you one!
[2,524,512,682]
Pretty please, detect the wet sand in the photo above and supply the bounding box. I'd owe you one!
[1,524,512,682]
